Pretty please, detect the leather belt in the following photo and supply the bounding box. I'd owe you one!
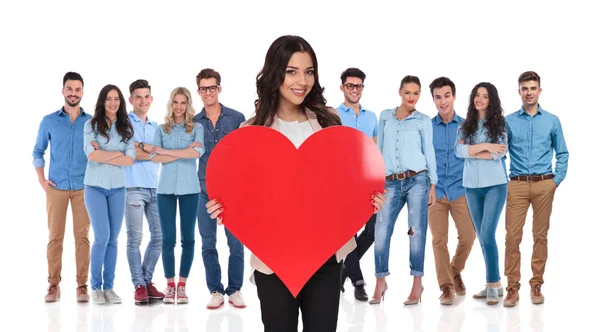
[386,169,426,181]
[510,174,555,182]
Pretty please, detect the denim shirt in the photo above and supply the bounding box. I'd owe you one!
[124,111,159,189]
[151,122,205,195]
[378,109,438,185]
[336,103,378,138]
[506,105,569,186]
[455,120,508,188]
[83,119,136,190]
[432,113,466,201]
[192,104,245,194]
[32,108,92,191]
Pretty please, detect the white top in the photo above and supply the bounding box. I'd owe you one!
[277,117,314,148]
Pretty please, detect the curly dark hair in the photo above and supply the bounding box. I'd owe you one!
[460,82,505,144]
[251,35,341,128]
[91,84,134,143]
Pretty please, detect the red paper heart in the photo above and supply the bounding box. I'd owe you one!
[206,125,385,297]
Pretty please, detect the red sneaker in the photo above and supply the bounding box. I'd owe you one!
[163,285,176,304]
[146,282,165,300]
[134,285,149,304]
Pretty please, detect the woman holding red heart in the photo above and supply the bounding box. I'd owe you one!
[371,75,438,306]
[205,35,386,332]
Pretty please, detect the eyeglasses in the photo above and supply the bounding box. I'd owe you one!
[343,83,364,91]
[198,85,219,93]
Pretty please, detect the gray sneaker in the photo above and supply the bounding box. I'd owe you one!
[486,287,500,305]
[92,289,105,305]
[473,286,503,299]
[103,289,122,304]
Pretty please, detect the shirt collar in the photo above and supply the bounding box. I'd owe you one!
[518,104,544,116]
[199,103,229,119]
[338,103,364,114]
[58,106,86,116]
[434,112,459,125]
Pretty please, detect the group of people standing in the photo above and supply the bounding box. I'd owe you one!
[34,34,568,332]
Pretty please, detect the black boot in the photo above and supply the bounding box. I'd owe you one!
[354,284,368,301]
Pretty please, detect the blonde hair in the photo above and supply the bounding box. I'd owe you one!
[164,87,196,134]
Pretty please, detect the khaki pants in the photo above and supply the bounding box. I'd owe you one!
[428,195,476,289]
[505,179,556,290]
[46,188,90,286]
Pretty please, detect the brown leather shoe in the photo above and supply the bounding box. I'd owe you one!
[453,273,466,296]
[531,284,544,304]
[439,286,455,305]
[45,284,60,302]
[503,288,519,307]
[77,285,90,302]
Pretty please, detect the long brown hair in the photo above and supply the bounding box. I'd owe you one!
[251,35,341,128]
[90,84,133,143]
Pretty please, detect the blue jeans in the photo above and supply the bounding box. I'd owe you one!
[157,193,199,279]
[465,184,507,283]
[197,191,244,295]
[84,185,126,291]
[374,172,430,278]
[125,188,162,288]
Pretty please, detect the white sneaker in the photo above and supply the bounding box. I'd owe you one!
[206,291,224,309]
[103,289,122,304]
[92,289,105,305]
[228,291,246,308]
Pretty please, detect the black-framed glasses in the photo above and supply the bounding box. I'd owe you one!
[343,83,364,91]
[198,85,219,93]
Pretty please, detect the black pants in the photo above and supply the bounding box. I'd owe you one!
[344,214,377,285]
[254,255,342,332]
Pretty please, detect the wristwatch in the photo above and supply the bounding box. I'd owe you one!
[139,142,145,152]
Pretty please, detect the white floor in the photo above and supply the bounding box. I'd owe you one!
[8,201,595,332]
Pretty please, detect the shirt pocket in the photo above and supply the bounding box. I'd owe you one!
[399,123,422,148]
[161,134,175,149]
[180,132,194,148]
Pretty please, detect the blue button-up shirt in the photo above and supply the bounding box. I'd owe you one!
[151,122,205,195]
[124,111,159,189]
[336,103,378,139]
[506,105,569,186]
[455,120,508,188]
[432,113,466,201]
[32,108,92,191]
[83,119,136,190]
[192,104,246,194]
[378,109,438,185]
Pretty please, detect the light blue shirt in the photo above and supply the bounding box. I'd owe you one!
[33,108,91,191]
[124,112,159,189]
[151,122,205,195]
[83,119,136,190]
[378,109,437,185]
[506,105,568,186]
[455,120,508,188]
[336,103,378,139]
[432,113,466,201]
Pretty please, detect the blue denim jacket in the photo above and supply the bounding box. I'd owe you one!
[151,122,205,195]
[83,119,136,190]
[32,108,91,190]
[378,109,437,185]
[506,106,568,186]
[455,120,508,188]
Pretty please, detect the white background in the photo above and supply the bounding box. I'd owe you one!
[1,0,597,331]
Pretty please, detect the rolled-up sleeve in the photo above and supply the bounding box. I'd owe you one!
[150,126,163,160]
[83,120,97,157]
[33,119,48,168]
[454,124,470,159]
[124,137,136,159]
[491,127,509,161]
[193,124,205,157]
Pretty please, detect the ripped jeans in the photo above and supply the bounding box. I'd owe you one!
[374,172,430,278]
[125,187,162,288]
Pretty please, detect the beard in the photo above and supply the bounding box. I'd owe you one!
[65,96,80,107]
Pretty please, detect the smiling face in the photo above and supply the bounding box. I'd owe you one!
[278,51,315,109]
[399,82,421,110]
[519,80,542,108]
[432,85,455,116]
[62,79,83,107]
[129,87,152,114]
[104,89,120,117]
[474,87,489,114]
[341,76,364,104]
[172,93,188,119]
